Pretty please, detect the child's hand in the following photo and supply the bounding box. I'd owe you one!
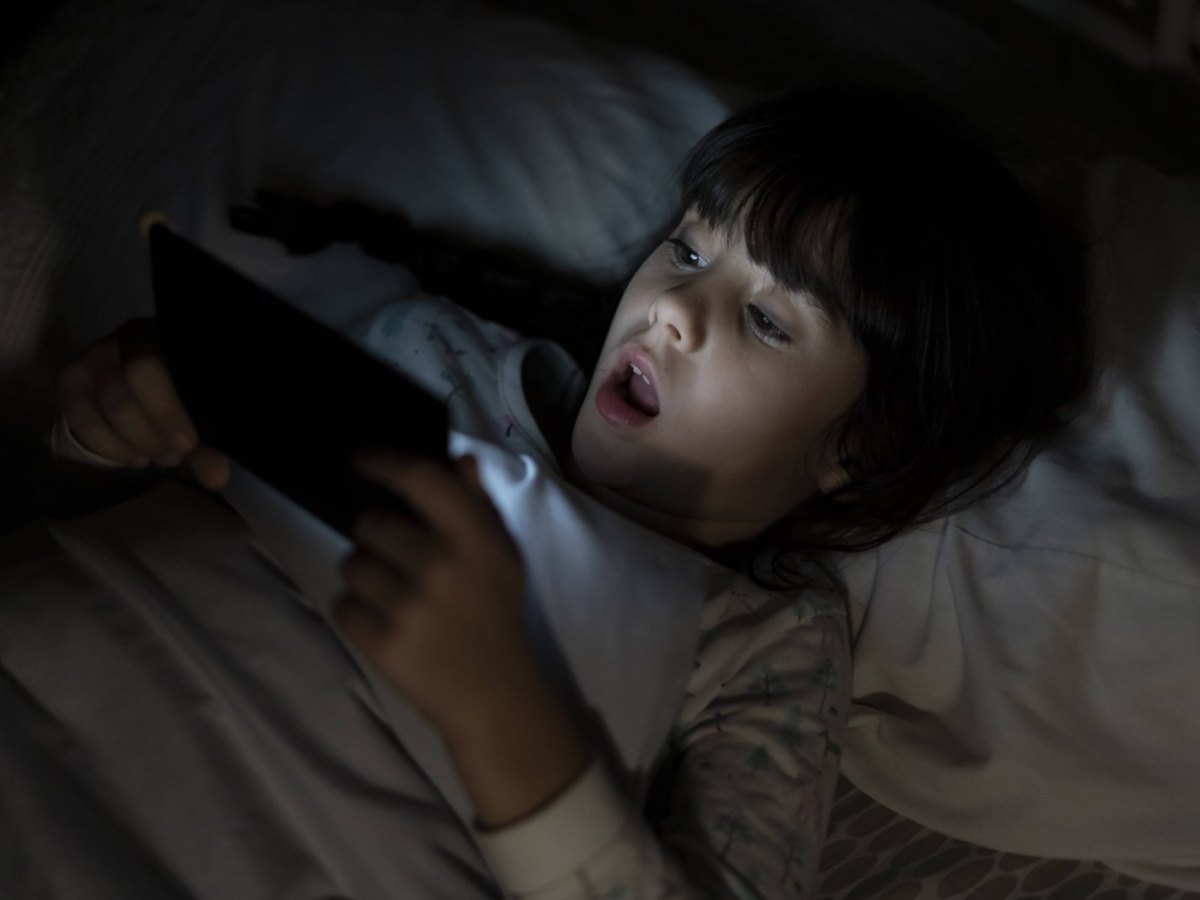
[55,317,231,490]
[335,453,534,736]
[337,452,592,828]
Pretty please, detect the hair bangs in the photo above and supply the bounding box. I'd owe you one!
[681,130,857,330]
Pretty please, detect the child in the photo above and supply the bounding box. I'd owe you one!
[48,88,1089,898]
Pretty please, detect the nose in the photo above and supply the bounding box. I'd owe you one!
[649,288,704,351]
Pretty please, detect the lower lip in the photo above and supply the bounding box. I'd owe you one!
[595,377,657,428]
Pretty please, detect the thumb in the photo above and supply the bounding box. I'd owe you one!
[189,444,231,491]
[456,454,483,492]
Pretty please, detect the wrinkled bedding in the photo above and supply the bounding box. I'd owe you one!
[0,479,498,898]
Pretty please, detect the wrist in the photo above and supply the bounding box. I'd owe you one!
[438,662,590,830]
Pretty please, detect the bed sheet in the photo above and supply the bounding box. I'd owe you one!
[814,776,1200,900]
[0,477,499,899]
[0,439,718,898]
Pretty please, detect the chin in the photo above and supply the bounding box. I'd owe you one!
[570,420,630,489]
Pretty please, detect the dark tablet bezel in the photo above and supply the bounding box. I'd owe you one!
[148,223,448,537]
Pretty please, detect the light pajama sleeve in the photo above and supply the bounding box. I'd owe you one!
[473,581,851,899]
[45,416,129,468]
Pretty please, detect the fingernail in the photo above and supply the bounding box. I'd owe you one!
[131,455,150,467]
[174,432,194,454]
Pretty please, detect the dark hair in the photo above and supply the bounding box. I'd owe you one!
[679,88,1091,589]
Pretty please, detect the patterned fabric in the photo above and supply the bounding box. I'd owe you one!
[817,777,1200,900]
[640,579,851,898]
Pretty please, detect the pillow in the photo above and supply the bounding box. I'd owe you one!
[840,157,1200,889]
[187,0,734,328]
[182,0,729,331]
[210,0,734,286]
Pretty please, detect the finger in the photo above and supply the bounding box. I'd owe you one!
[115,318,198,458]
[55,338,119,422]
[355,453,507,547]
[351,509,438,576]
[456,454,485,493]
[57,359,147,465]
[188,444,231,491]
[122,352,199,457]
[94,369,180,465]
[340,547,413,609]
[61,400,150,465]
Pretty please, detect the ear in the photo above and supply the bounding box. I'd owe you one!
[816,460,854,499]
[812,424,859,501]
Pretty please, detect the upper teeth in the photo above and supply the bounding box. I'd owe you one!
[630,363,651,385]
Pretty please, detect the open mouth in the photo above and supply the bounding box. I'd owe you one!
[595,351,661,427]
[620,362,660,416]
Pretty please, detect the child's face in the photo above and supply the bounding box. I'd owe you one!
[570,210,868,549]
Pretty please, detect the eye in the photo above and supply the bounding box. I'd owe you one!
[666,238,708,271]
[746,304,790,347]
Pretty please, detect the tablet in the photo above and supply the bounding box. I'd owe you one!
[148,223,448,538]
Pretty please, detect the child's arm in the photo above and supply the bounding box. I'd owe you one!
[482,587,849,900]
[340,450,848,898]
[50,317,230,489]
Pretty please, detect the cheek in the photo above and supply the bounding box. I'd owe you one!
[568,401,636,488]
[711,405,814,485]
[610,282,653,333]
[689,371,836,481]
[586,292,648,377]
